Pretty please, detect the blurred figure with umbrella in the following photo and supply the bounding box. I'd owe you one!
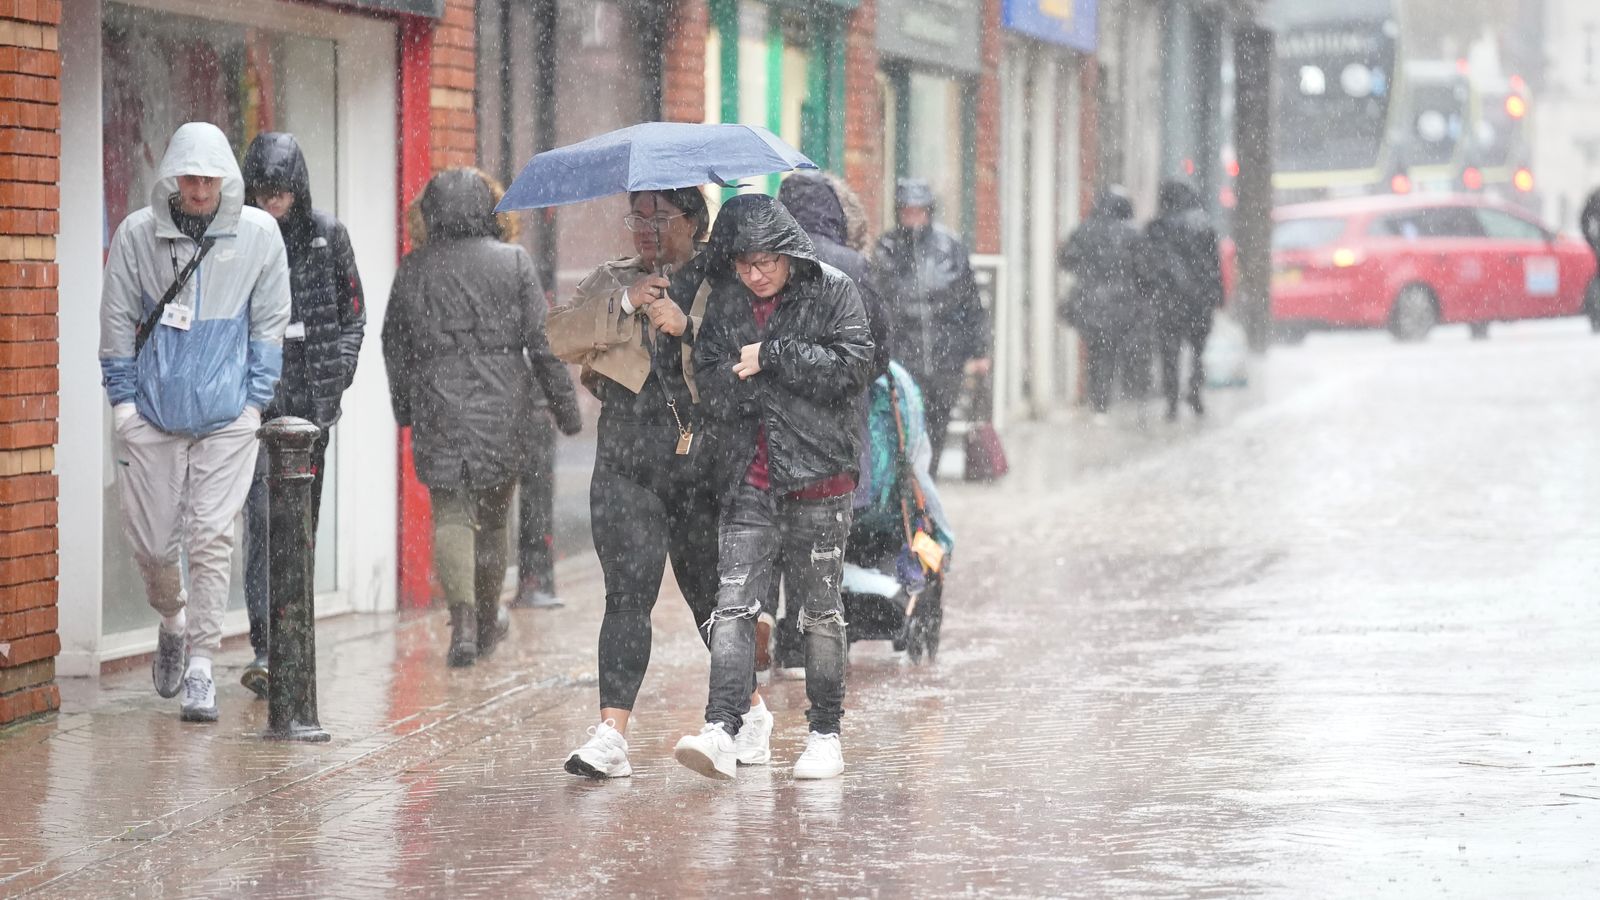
[497,121,818,778]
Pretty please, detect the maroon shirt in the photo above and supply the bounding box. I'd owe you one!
[742,291,855,500]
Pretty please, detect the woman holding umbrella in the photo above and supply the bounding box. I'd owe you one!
[549,187,772,778]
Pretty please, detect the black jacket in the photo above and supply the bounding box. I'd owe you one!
[1059,189,1145,336]
[778,172,892,381]
[1144,181,1224,328]
[382,169,581,489]
[241,132,365,428]
[1582,188,1600,258]
[869,219,988,378]
[693,194,875,495]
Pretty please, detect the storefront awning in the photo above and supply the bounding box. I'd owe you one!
[321,0,445,18]
[767,0,862,10]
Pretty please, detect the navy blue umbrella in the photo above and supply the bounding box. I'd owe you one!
[495,122,818,212]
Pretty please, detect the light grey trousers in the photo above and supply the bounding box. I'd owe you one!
[115,407,260,657]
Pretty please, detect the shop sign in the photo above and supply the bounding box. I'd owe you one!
[322,0,445,18]
[877,0,983,74]
[1002,0,1097,51]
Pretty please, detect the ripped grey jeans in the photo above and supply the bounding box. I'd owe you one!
[705,483,852,736]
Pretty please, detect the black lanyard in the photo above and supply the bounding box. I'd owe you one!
[169,239,205,280]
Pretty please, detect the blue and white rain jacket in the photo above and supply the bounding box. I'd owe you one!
[99,122,291,437]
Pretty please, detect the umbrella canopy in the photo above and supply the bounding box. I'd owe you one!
[496,122,818,212]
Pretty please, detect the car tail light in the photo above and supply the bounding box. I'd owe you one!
[1390,174,1412,194]
[1331,248,1362,268]
[1514,168,1535,192]
[1462,167,1484,191]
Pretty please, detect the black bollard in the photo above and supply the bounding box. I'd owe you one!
[260,416,331,743]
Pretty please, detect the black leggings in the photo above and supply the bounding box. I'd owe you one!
[590,420,722,711]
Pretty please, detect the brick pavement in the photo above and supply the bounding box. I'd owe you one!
[2,320,1598,898]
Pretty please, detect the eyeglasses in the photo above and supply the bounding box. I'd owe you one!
[733,255,784,277]
[623,212,685,233]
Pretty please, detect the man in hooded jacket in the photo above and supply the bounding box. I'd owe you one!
[383,168,582,667]
[1144,180,1224,420]
[237,132,367,698]
[673,194,874,782]
[869,178,989,476]
[100,122,291,723]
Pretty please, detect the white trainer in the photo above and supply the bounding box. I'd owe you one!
[179,670,217,723]
[792,732,844,780]
[673,723,737,781]
[735,701,773,766]
[564,720,632,779]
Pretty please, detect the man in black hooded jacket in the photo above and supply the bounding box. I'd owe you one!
[673,194,874,782]
[238,132,366,697]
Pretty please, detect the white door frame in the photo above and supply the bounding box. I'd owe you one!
[56,0,399,675]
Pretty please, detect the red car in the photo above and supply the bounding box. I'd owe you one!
[1271,195,1600,341]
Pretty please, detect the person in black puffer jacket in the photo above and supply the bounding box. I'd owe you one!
[238,132,366,698]
[383,168,582,667]
[673,194,873,782]
[1145,180,1224,420]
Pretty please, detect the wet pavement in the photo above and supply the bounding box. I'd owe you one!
[3,319,1598,898]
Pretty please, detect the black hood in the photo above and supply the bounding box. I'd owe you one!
[778,172,849,246]
[241,132,313,224]
[419,168,502,240]
[704,193,819,279]
[1091,186,1135,221]
[1157,180,1203,217]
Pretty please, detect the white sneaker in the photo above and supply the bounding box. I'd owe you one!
[792,732,844,780]
[180,670,217,723]
[673,723,737,781]
[564,720,632,779]
[734,701,773,766]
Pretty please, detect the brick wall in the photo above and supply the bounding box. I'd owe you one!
[661,0,707,123]
[431,0,477,171]
[0,0,60,727]
[973,0,1002,254]
[842,0,882,231]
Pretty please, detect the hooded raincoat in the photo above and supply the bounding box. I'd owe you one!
[694,194,876,495]
[241,132,366,428]
[1059,189,1144,337]
[382,168,581,489]
[778,172,892,381]
[99,122,291,437]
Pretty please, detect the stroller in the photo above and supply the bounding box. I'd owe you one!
[772,363,955,665]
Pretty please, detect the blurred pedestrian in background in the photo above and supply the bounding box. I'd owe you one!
[1144,180,1224,421]
[1059,186,1142,421]
[870,178,989,476]
[238,132,366,699]
[383,168,581,669]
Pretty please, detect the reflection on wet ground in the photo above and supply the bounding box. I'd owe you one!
[3,320,1597,897]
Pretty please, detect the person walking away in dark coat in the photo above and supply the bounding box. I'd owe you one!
[674,194,874,782]
[546,187,772,778]
[1060,187,1143,421]
[99,122,290,722]
[382,168,582,668]
[1145,180,1224,420]
[869,178,989,476]
[238,132,366,699]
